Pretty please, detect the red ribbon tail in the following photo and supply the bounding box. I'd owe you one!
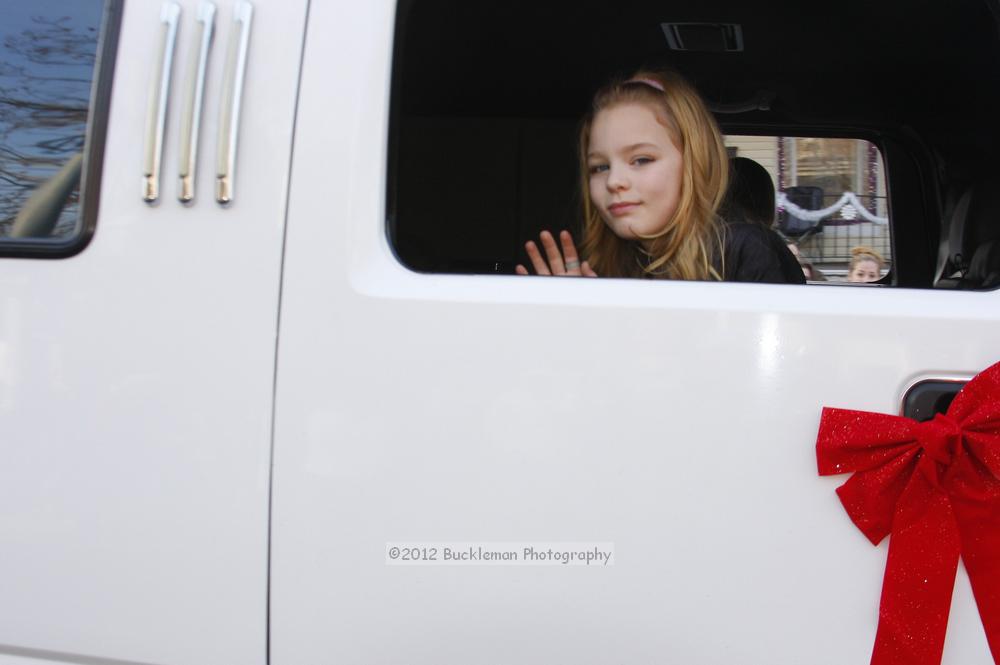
[950,467,1000,663]
[965,544,1000,664]
[871,488,961,665]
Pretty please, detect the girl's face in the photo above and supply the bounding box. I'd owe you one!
[848,259,881,283]
[587,102,683,244]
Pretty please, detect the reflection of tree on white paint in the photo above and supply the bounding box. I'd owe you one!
[0,5,101,238]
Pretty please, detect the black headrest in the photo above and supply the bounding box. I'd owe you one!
[723,157,776,227]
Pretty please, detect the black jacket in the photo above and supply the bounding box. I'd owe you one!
[716,222,806,284]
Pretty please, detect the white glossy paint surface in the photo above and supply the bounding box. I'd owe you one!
[1,1,995,663]
[271,1,1000,664]
[0,1,306,664]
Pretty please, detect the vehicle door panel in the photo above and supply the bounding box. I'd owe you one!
[271,2,998,664]
[0,1,305,663]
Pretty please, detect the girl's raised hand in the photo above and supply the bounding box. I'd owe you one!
[515,230,598,277]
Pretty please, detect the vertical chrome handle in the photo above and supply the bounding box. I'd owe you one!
[142,2,181,204]
[215,1,254,205]
[178,2,216,204]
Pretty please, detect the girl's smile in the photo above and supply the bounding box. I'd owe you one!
[608,201,640,216]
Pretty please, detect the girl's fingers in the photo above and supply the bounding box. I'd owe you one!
[559,230,581,274]
[539,231,566,274]
[523,231,594,278]
[524,241,551,275]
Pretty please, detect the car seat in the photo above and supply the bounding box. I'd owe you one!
[937,176,1000,289]
[959,241,1000,288]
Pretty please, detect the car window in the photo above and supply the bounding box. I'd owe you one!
[725,135,891,282]
[389,0,999,289]
[0,0,119,257]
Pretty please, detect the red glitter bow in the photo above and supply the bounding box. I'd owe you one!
[816,361,1000,665]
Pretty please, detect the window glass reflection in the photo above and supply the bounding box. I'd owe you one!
[0,0,103,240]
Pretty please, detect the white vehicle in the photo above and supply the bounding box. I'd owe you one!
[2,1,998,664]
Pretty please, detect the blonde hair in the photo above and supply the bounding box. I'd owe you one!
[848,246,885,271]
[578,70,729,280]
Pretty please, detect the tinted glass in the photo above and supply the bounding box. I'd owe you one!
[0,0,104,241]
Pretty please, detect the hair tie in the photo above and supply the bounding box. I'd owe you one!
[625,77,666,92]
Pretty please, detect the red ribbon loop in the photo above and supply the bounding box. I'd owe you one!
[816,361,1000,665]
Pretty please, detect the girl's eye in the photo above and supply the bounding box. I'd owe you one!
[589,164,609,174]
[633,156,653,166]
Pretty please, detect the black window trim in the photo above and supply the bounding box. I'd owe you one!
[0,0,124,260]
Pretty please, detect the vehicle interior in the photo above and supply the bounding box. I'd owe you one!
[388,0,1000,289]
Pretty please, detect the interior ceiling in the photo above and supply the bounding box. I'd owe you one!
[396,0,1000,146]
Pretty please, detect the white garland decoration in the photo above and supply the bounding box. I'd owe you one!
[776,191,888,225]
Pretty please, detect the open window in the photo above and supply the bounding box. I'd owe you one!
[388,0,1000,289]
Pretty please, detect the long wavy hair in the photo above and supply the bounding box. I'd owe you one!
[578,70,729,280]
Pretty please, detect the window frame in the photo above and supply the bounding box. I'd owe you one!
[0,0,124,260]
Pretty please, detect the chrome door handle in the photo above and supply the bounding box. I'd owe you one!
[178,2,216,204]
[215,1,253,205]
[142,2,181,204]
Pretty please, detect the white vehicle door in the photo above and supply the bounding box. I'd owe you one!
[272,1,1000,664]
[0,1,305,664]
